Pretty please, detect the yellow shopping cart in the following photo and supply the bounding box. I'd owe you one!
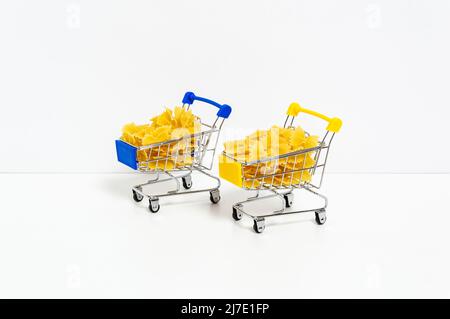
[219,102,342,233]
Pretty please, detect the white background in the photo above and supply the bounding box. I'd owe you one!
[1,0,450,299]
[1,0,450,173]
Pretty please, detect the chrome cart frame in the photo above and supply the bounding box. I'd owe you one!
[221,102,341,233]
[116,91,232,213]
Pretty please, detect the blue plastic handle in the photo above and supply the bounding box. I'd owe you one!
[182,91,232,119]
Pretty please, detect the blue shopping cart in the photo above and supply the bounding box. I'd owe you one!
[116,91,232,212]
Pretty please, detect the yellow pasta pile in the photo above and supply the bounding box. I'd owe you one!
[121,106,201,170]
[224,125,319,188]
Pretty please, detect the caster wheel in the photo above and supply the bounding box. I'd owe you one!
[132,189,143,202]
[315,210,327,225]
[232,207,242,221]
[284,193,294,208]
[149,199,160,213]
[253,219,265,233]
[209,190,221,204]
[181,176,192,189]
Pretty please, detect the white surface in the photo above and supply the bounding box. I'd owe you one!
[1,0,450,173]
[1,173,449,298]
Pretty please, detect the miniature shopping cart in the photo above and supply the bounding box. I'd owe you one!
[219,102,342,233]
[116,91,232,213]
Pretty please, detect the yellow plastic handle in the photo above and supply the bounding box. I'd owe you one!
[286,102,342,133]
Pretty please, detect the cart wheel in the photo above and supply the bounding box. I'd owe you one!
[149,199,160,213]
[253,219,265,234]
[232,207,242,221]
[132,190,144,202]
[284,193,294,208]
[209,190,221,204]
[315,210,327,225]
[181,175,192,189]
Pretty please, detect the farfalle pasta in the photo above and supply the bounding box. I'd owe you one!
[223,125,319,186]
[120,106,201,169]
